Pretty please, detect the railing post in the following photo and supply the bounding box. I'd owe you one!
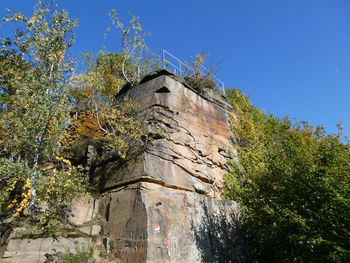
[179,62,182,76]
[162,50,165,69]
[137,66,140,82]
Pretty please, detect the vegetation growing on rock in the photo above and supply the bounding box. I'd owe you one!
[184,52,219,92]
[0,0,86,233]
[0,0,210,240]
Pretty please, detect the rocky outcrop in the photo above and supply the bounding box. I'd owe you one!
[99,182,247,262]
[92,70,232,199]
[93,70,247,262]
[1,70,247,262]
[1,196,101,263]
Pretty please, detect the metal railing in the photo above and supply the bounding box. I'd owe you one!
[138,50,225,94]
[159,50,225,94]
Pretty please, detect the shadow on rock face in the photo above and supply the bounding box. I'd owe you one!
[191,200,250,263]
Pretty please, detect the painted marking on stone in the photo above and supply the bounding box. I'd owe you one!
[154,224,160,233]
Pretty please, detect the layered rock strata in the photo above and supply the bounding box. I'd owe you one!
[93,70,232,198]
[1,70,247,262]
[1,197,101,263]
[94,70,247,262]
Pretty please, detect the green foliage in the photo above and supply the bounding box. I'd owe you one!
[69,51,148,160]
[184,53,218,92]
[57,243,95,263]
[0,0,85,229]
[0,2,150,234]
[106,10,158,85]
[0,159,33,218]
[1,0,76,162]
[225,88,350,262]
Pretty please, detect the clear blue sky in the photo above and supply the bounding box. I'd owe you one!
[1,0,350,136]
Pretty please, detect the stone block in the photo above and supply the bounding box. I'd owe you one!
[2,237,91,263]
[100,182,247,263]
[78,225,102,236]
[69,196,99,226]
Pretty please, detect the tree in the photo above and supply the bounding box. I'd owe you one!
[68,51,147,161]
[225,88,350,262]
[0,0,85,228]
[0,2,150,235]
[106,10,158,85]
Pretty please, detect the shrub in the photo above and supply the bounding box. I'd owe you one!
[225,88,350,262]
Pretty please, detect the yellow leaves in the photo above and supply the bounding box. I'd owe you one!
[64,111,104,145]
[7,178,32,218]
[56,156,71,165]
[63,179,72,188]
[28,14,38,25]
[50,175,56,183]
[194,53,209,65]
[39,159,85,207]
[7,199,17,209]
[1,2,85,227]
[8,179,18,191]
[13,211,21,217]
[47,49,66,63]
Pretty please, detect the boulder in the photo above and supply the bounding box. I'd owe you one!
[95,71,247,262]
[69,196,99,226]
[1,196,100,263]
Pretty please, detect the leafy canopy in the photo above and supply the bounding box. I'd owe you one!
[225,88,350,262]
[106,10,158,85]
[0,0,85,228]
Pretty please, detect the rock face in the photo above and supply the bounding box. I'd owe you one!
[93,70,232,198]
[100,182,246,262]
[94,70,247,262]
[3,237,92,263]
[1,196,101,263]
[1,70,247,262]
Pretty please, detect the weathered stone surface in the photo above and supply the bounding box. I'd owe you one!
[1,196,100,263]
[2,237,91,263]
[100,182,247,262]
[78,225,102,236]
[92,72,232,199]
[93,71,247,262]
[99,184,148,262]
[69,196,99,226]
[2,70,246,263]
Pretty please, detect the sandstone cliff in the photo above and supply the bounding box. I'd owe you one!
[1,70,248,263]
[93,70,247,262]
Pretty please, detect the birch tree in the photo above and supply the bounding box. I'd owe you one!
[0,1,84,224]
[106,10,158,85]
